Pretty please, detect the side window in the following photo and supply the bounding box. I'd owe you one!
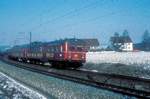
[52,48,54,52]
[77,47,82,51]
[70,46,75,51]
[60,45,63,52]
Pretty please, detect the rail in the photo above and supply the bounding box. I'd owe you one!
[0,56,150,98]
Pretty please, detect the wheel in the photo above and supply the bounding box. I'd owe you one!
[71,62,83,69]
[51,62,65,69]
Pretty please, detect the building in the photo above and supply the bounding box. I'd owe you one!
[81,39,100,50]
[110,36,133,51]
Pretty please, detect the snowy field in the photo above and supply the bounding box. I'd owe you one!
[87,51,150,65]
[0,72,46,99]
[85,51,150,78]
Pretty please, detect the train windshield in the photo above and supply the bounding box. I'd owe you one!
[69,46,85,52]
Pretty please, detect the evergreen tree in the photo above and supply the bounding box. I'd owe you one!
[114,32,119,37]
[142,30,150,43]
[109,32,121,51]
[142,30,150,51]
[122,30,129,37]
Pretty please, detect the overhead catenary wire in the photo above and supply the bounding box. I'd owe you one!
[15,0,102,45]
[27,0,102,32]
[16,1,115,44]
[20,4,59,31]
[50,10,124,34]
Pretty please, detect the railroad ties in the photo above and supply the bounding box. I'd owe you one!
[1,56,150,98]
[77,69,150,98]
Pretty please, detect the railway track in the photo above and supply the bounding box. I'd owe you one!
[1,56,150,98]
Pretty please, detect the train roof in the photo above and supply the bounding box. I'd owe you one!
[9,38,99,51]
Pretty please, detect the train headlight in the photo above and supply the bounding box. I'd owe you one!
[82,56,85,59]
[74,54,78,57]
[59,54,62,57]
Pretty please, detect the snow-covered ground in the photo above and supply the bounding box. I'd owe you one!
[0,61,135,99]
[0,72,46,99]
[85,51,150,78]
[87,51,150,65]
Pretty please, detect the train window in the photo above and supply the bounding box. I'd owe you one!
[53,46,60,52]
[77,47,83,51]
[57,46,60,52]
[69,46,83,51]
[60,46,63,52]
[40,47,43,52]
[51,48,54,52]
[55,47,57,52]
[69,46,75,51]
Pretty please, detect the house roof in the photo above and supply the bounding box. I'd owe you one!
[81,39,100,47]
[111,36,132,43]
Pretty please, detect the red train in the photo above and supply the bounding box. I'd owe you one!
[8,39,87,69]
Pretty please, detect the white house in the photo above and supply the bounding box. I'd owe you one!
[110,36,133,51]
[120,42,133,51]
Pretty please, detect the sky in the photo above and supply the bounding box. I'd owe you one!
[0,0,150,46]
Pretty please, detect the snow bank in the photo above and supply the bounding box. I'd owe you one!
[85,51,150,78]
[87,51,150,65]
[0,72,46,99]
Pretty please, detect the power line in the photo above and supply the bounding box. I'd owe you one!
[20,7,55,29]
[49,10,124,33]
[18,0,105,44]
[28,0,101,32]
[29,32,32,51]
[17,1,102,44]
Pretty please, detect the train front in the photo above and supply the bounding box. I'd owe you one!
[62,41,87,67]
[47,39,87,68]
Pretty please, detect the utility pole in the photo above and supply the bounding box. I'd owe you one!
[29,32,32,52]
[13,39,17,46]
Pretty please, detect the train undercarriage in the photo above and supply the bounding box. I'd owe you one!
[8,56,83,69]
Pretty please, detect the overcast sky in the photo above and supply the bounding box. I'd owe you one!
[0,0,150,46]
